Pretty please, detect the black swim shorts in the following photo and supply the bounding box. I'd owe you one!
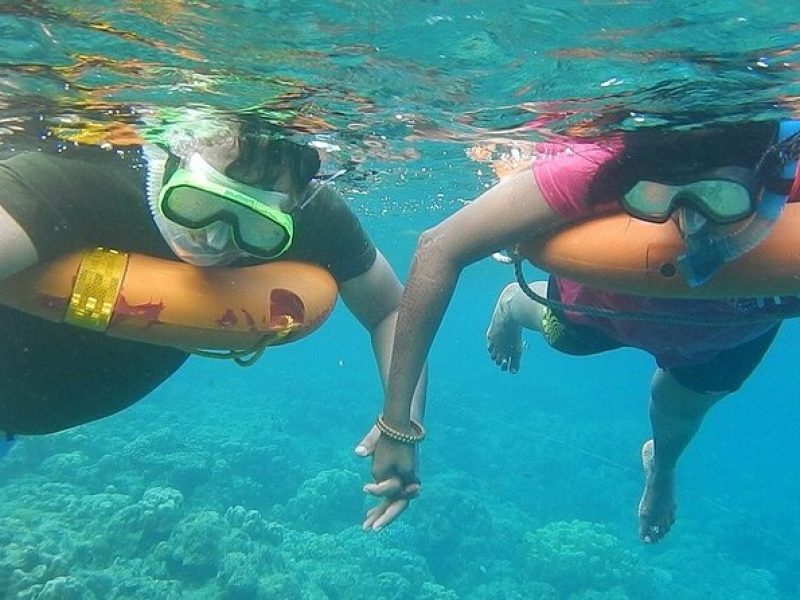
[541,276,779,395]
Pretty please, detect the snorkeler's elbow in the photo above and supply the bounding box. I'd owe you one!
[416,226,470,272]
[416,228,448,265]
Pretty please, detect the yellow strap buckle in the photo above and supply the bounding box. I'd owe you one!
[64,247,129,332]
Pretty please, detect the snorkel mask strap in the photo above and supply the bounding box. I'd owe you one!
[296,169,348,210]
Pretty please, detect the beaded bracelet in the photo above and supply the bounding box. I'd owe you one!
[376,416,426,444]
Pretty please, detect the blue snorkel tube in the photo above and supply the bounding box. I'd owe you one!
[678,119,800,287]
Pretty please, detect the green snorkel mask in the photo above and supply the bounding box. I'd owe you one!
[159,152,294,260]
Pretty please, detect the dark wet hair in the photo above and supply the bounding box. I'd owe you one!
[587,121,780,204]
[224,118,321,192]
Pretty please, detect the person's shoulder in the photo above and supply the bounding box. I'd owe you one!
[2,143,144,177]
[305,183,349,209]
[288,181,376,281]
[298,183,361,225]
[0,149,62,167]
[533,135,624,162]
[0,149,89,183]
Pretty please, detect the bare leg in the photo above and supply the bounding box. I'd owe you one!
[0,204,38,281]
[486,281,548,373]
[638,368,725,543]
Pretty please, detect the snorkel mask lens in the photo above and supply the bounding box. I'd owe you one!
[159,154,294,259]
[622,168,755,224]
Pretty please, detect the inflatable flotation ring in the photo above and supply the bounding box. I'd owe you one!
[0,248,338,355]
[476,119,800,301]
[518,203,800,299]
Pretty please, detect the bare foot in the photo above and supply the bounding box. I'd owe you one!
[638,439,676,543]
[486,284,523,373]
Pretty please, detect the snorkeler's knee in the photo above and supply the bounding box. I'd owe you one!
[651,369,726,418]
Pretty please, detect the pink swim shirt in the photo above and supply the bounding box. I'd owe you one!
[530,138,782,367]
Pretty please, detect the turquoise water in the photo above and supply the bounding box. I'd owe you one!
[1,1,800,598]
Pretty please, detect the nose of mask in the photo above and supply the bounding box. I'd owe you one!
[167,221,250,266]
[676,207,708,236]
[200,221,235,251]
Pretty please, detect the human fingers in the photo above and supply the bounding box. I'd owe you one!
[640,523,663,544]
[362,499,391,531]
[403,482,421,498]
[370,437,419,482]
[354,425,380,457]
[368,497,410,531]
[362,497,411,531]
[362,477,404,498]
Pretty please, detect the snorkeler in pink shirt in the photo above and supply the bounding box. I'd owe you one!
[362,120,800,543]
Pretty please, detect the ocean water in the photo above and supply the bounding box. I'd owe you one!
[1,1,799,598]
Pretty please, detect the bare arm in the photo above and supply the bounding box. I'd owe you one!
[0,204,38,282]
[339,250,427,421]
[0,205,38,440]
[382,169,564,430]
[362,168,567,530]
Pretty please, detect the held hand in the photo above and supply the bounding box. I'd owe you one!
[354,424,380,457]
[362,435,419,531]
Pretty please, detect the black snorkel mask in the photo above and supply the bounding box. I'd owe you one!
[621,166,756,225]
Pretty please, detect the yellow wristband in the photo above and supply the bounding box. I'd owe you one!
[376,416,426,444]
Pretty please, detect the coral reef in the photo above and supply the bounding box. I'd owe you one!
[0,377,793,599]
